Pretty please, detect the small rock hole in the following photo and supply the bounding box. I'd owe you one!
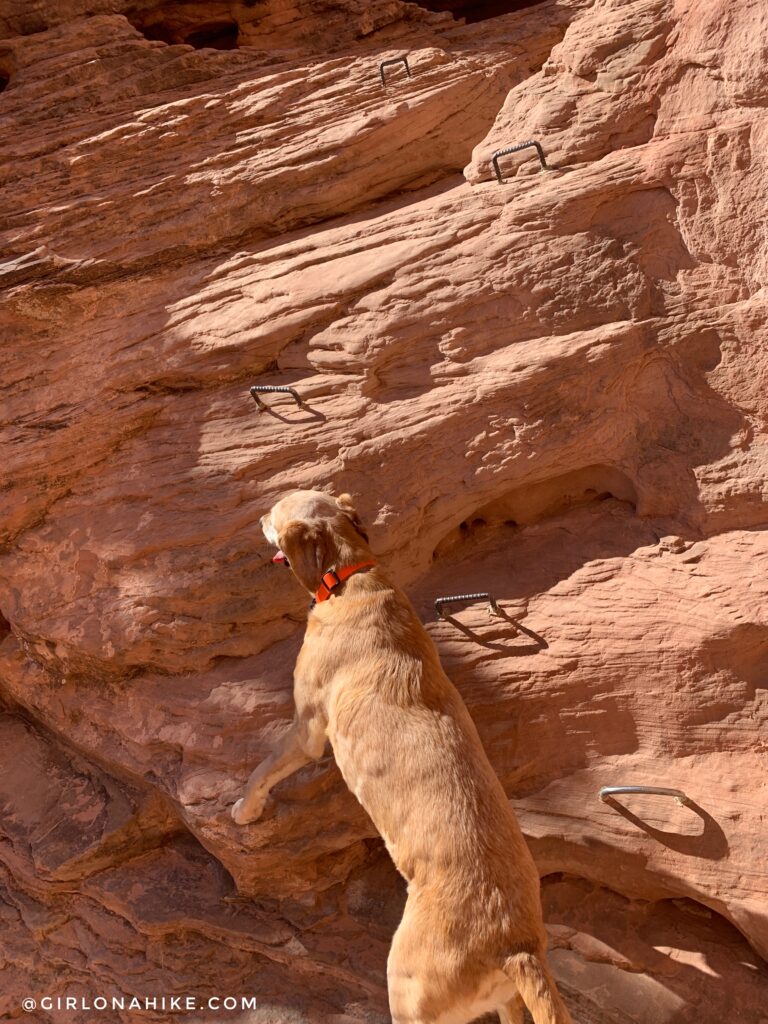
[0,72,9,94]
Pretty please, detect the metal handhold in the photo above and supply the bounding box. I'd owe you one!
[435,592,500,620]
[249,385,303,412]
[599,786,691,807]
[379,55,411,87]
[491,140,548,182]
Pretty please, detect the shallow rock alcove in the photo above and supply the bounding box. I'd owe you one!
[126,5,240,48]
[412,0,552,22]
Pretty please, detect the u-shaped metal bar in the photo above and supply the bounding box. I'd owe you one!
[492,140,548,182]
[435,592,500,619]
[249,385,303,412]
[380,55,411,86]
[599,785,691,807]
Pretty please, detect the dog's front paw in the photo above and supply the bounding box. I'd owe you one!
[231,796,265,825]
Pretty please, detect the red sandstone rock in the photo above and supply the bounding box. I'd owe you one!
[1,0,767,1020]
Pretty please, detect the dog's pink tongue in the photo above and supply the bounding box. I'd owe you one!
[272,549,288,564]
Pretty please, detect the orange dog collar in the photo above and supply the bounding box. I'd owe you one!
[314,560,377,605]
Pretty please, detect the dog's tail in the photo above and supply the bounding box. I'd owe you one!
[503,951,573,1024]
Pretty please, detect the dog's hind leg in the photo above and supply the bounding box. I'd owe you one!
[387,912,475,1024]
[498,994,525,1024]
[387,915,445,1024]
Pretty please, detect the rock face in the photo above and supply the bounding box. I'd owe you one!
[1,0,767,1021]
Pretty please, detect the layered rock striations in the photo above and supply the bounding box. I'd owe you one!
[1,0,767,1020]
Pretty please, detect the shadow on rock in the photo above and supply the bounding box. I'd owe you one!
[602,796,729,861]
[441,604,548,655]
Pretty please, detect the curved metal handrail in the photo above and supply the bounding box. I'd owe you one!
[492,140,548,182]
[435,592,499,620]
[599,785,691,807]
[379,55,411,87]
[249,385,303,412]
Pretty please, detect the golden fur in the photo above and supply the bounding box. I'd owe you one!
[232,490,572,1024]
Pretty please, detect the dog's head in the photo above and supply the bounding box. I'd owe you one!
[261,490,370,594]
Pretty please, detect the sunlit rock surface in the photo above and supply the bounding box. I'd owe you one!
[1,0,767,1020]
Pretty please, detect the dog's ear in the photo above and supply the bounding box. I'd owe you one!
[278,519,332,590]
[335,493,369,543]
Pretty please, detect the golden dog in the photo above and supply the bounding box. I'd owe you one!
[232,489,572,1024]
